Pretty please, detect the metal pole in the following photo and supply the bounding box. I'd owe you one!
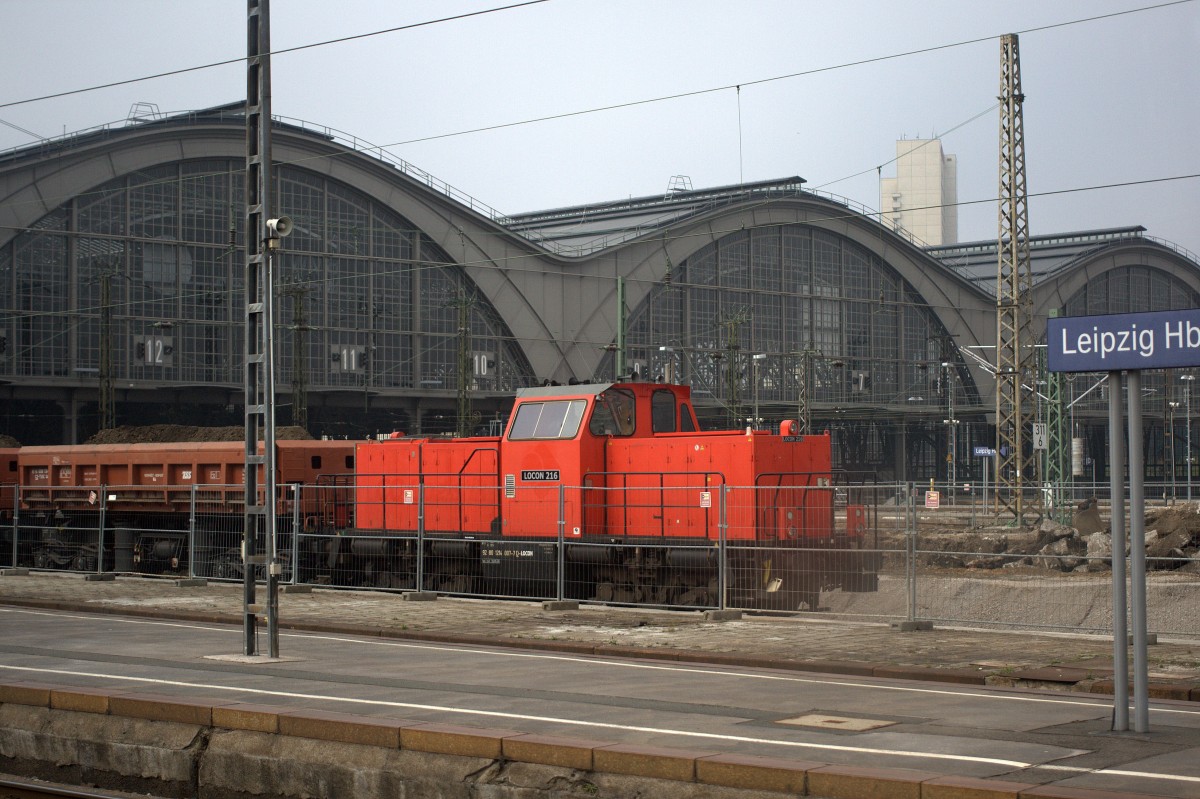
[243,0,277,658]
[983,457,990,520]
[1184,374,1195,502]
[557,484,565,601]
[188,484,197,578]
[906,483,916,624]
[416,483,425,592]
[1126,370,1149,733]
[1169,401,1178,503]
[718,485,728,611]
[291,483,302,585]
[1108,370,1128,731]
[96,487,107,574]
[10,484,18,568]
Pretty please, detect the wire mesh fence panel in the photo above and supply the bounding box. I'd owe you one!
[569,482,723,608]
[562,540,718,609]
[192,489,250,580]
[905,549,1200,638]
[908,550,1116,632]
[300,477,420,590]
[297,528,421,590]
[482,482,561,601]
[718,483,891,615]
[1,484,16,568]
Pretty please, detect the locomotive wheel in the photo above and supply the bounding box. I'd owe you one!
[213,557,241,580]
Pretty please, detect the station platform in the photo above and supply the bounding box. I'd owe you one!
[1,571,1198,799]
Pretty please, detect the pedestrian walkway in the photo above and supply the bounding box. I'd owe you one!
[2,571,1197,700]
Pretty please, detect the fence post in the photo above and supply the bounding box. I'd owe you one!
[906,482,917,624]
[416,483,425,592]
[96,486,107,574]
[557,484,565,601]
[291,483,302,584]
[718,485,728,611]
[10,484,18,568]
[188,484,198,578]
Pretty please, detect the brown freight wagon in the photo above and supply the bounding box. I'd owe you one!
[13,440,355,575]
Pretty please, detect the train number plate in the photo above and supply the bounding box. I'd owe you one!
[520,470,560,481]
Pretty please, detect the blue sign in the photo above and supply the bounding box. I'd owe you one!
[1047,309,1200,372]
[973,446,996,457]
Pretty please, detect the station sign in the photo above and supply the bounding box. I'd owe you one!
[1047,309,1200,372]
[973,445,996,457]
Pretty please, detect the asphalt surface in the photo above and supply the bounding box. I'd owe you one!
[0,570,1198,699]
[3,571,1200,799]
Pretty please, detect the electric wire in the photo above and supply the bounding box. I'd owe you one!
[0,2,1196,394]
[0,1,554,113]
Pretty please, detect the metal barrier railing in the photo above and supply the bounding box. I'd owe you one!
[3,480,1197,639]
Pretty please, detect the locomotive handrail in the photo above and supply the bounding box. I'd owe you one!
[752,472,838,544]
[452,448,502,535]
[455,447,501,478]
[351,470,500,536]
[582,470,726,538]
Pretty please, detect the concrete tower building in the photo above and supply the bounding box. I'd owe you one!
[880,138,958,245]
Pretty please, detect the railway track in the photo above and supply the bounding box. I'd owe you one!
[0,777,155,799]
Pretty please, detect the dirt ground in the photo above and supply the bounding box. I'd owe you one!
[83,425,313,444]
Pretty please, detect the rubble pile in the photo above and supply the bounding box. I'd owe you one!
[919,498,1200,574]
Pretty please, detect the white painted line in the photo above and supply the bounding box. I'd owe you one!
[3,606,1198,719]
[4,661,1200,788]
[0,662,1040,769]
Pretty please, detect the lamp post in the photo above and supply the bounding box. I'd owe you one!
[1168,400,1180,503]
[752,353,767,430]
[659,345,675,385]
[941,362,958,502]
[1183,374,1195,501]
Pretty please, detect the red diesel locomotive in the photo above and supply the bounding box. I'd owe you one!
[314,381,879,610]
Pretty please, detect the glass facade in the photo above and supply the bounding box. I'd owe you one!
[0,159,535,441]
[608,224,977,475]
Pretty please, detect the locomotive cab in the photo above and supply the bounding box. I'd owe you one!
[499,382,699,539]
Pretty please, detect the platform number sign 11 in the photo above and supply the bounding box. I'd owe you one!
[331,345,367,374]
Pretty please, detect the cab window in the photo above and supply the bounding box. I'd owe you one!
[588,389,636,436]
[680,403,697,432]
[508,400,586,440]
[651,390,676,432]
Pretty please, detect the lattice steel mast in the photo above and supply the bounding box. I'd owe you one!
[995,33,1039,523]
[243,0,278,656]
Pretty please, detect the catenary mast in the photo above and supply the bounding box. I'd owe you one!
[995,33,1040,523]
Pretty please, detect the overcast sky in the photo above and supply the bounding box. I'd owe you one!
[3,0,1198,256]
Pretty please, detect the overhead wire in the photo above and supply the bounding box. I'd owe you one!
[0,0,555,112]
[0,2,1192,232]
[1,2,1197,370]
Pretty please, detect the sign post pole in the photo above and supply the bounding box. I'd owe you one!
[1047,309,1200,734]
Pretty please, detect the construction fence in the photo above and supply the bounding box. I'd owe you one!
[1,482,1197,640]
